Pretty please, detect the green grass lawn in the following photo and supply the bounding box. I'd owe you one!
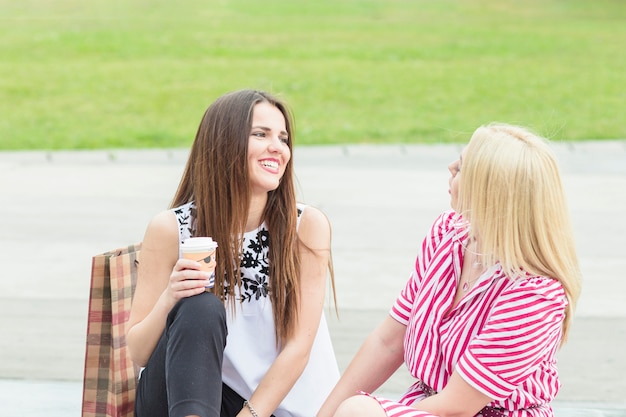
[1,0,624,149]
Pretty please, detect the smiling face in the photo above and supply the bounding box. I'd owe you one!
[247,101,291,197]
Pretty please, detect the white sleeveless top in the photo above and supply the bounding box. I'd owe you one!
[173,202,339,417]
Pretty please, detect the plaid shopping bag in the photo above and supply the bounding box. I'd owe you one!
[82,243,142,417]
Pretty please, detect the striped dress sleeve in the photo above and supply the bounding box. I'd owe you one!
[390,210,459,325]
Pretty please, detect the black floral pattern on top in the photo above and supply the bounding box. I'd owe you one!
[239,229,270,303]
[173,207,192,238]
[175,203,303,304]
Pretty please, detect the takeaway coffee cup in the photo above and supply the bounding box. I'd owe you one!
[181,237,218,289]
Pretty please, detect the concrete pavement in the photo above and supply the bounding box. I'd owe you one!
[1,140,625,415]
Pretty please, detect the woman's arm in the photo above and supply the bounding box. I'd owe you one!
[317,315,406,417]
[126,210,211,366]
[410,372,493,417]
[238,206,333,417]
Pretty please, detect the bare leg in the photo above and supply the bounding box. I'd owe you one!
[334,395,387,417]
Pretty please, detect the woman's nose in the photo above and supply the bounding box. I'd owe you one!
[268,136,284,152]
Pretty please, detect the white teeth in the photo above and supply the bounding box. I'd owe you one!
[261,160,278,169]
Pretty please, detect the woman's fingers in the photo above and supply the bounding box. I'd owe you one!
[173,258,202,272]
[168,259,213,299]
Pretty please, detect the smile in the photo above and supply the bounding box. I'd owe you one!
[260,159,279,171]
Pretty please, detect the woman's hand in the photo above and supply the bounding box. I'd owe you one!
[317,315,405,417]
[164,258,213,305]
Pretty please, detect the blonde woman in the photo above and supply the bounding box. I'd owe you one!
[318,123,581,417]
[128,89,338,417]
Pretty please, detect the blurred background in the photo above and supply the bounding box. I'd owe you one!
[1,0,625,415]
[1,0,625,150]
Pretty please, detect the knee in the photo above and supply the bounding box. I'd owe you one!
[169,291,226,333]
[335,395,382,417]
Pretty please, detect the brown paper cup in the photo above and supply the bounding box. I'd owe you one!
[181,237,218,288]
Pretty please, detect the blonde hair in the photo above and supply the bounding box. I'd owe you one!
[457,123,581,343]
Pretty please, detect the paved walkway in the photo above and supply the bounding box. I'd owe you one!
[1,141,625,415]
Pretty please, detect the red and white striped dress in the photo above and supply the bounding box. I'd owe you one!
[368,210,567,417]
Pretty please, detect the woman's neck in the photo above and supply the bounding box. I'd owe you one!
[245,193,268,232]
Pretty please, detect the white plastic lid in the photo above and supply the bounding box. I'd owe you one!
[181,237,218,251]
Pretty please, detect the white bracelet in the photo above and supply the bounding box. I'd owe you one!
[243,400,259,417]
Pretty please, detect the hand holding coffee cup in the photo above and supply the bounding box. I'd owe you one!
[181,237,218,289]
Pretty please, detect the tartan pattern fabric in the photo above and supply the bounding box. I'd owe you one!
[82,243,142,417]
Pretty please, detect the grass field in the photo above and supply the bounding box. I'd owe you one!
[0,0,624,149]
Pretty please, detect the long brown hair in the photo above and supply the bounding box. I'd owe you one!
[170,89,303,343]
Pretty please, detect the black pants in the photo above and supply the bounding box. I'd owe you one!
[135,291,241,417]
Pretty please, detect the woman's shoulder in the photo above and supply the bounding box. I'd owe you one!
[143,209,179,247]
[499,273,568,310]
[296,204,331,248]
[297,204,329,226]
[517,274,566,296]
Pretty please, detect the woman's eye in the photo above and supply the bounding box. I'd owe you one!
[252,131,265,138]
[280,137,289,144]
